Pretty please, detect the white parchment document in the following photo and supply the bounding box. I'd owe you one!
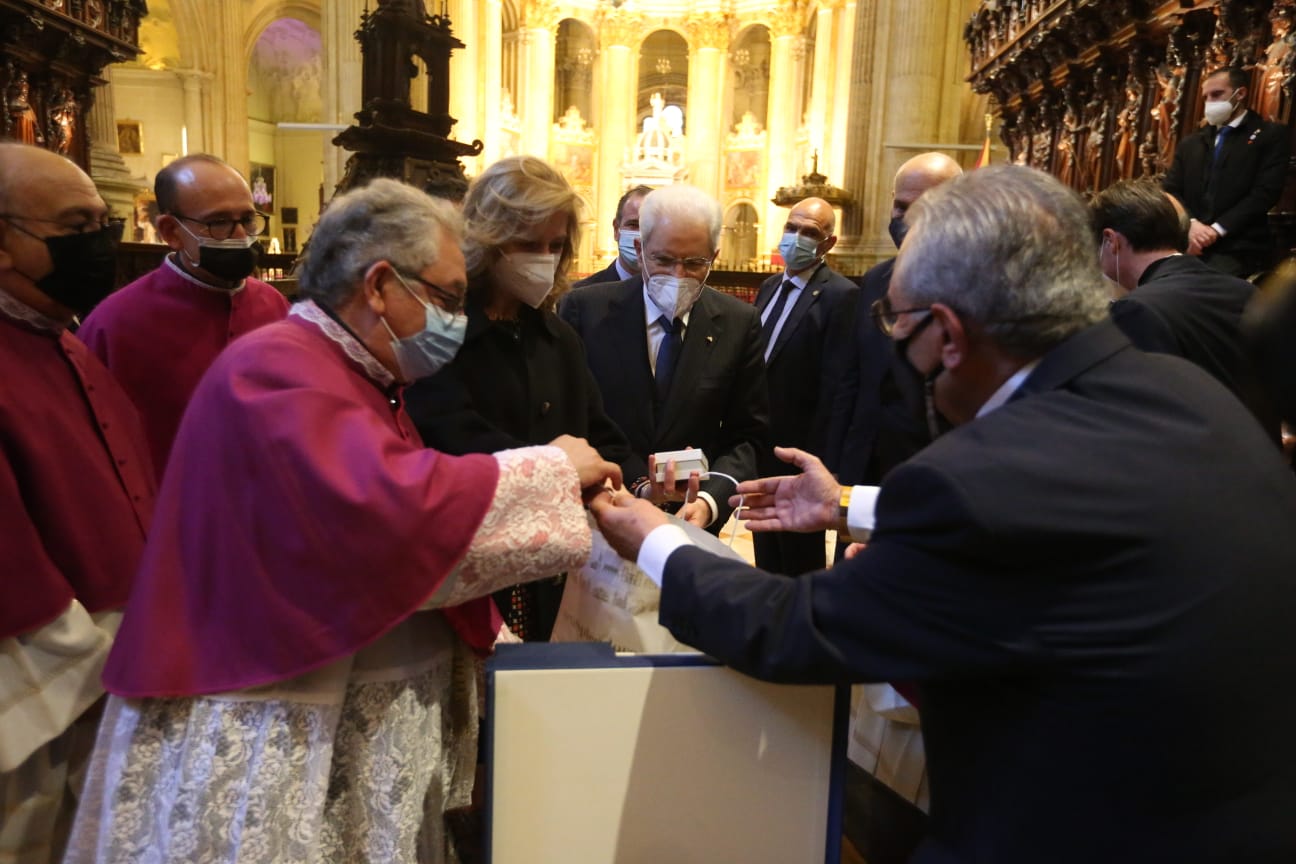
[550,514,745,653]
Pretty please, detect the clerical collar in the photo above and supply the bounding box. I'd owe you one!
[165,254,246,295]
[0,289,64,334]
[290,299,395,388]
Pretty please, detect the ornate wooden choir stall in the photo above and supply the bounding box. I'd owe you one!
[965,0,1296,256]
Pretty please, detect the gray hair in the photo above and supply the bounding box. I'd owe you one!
[639,183,723,251]
[296,178,464,308]
[894,165,1109,356]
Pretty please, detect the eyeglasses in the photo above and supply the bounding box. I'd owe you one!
[396,270,466,316]
[0,213,125,240]
[870,297,932,336]
[646,252,713,277]
[171,211,269,240]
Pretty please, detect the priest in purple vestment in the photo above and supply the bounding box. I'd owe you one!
[65,178,621,864]
[78,154,289,477]
[0,143,156,864]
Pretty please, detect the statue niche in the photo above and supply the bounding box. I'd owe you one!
[332,0,484,201]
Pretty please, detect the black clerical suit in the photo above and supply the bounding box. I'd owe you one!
[658,320,1296,864]
[1163,110,1290,276]
[405,296,634,640]
[1111,253,1273,433]
[752,262,855,575]
[559,277,769,531]
[571,260,623,289]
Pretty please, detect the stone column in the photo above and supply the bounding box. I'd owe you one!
[807,2,836,176]
[321,0,365,197]
[519,1,561,160]
[482,0,504,163]
[216,2,249,172]
[447,0,480,171]
[828,0,855,184]
[176,69,210,155]
[87,68,143,220]
[764,8,807,255]
[685,13,729,201]
[593,7,639,259]
[833,0,878,273]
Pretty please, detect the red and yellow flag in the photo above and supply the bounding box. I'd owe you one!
[973,113,993,169]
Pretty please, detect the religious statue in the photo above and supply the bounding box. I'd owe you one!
[1153,64,1184,171]
[1114,83,1141,178]
[1082,94,1107,192]
[5,66,38,145]
[47,88,78,155]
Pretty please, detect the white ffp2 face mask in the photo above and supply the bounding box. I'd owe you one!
[1203,94,1236,127]
[645,273,704,320]
[493,252,559,308]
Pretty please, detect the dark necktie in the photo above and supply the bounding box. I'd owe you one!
[760,279,794,355]
[655,315,683,401]
[1213,125,1232,164]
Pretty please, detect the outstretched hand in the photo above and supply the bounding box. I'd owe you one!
[728,446,840,533]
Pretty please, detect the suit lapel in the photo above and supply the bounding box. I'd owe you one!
[754,275,780,317]
[1010,320,1130,402]
[609,279,656,438]
[657,288,720,440]
[767,265,826,365]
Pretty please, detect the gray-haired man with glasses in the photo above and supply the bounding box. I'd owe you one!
[78,154,289,477]
[561,183,769,533]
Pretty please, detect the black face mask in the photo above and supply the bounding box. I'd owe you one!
[194,239,260,283]
[888,216,908,250]
[892,314,948,442]
[30,227,119,316]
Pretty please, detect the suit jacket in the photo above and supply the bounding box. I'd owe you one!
[572,260,623,289]
[404,297,634,474]
[1111,254,1272,431]
[754,262,856,472]
[559,277,769,528]
[660,320,1296,863]
[821,258,931,483]
[1163,110,1289,268]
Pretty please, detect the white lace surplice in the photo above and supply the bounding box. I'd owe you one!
[65,446,591,864]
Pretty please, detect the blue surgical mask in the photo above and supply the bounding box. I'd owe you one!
[382,272,468,381]
[618,230,640,270]
[779,232,820,272]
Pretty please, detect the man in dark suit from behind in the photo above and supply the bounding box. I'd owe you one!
[1163,66,1290,278]
[752,197,855,575]
[1093,177,1273,434]
[822,152,963,491]
[591,165,1296,864]
[560,183,769,532]
[572,185,652,288]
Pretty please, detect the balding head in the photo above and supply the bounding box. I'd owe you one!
[889,152,963,249]
[781,196,838,275]
[0,143,112,322]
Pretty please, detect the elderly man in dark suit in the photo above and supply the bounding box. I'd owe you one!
[751,197,855,575]
[1092,177,1273,434]
[561,183,768,532]
[1163,66,1290,278]
[591,165,1296,864]
[573,185,652,289]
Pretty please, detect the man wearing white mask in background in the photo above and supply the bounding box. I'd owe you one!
[561,183,769,532]
[751,197,855,575]
[1163,66,1289,278]
[573,185,652,288]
